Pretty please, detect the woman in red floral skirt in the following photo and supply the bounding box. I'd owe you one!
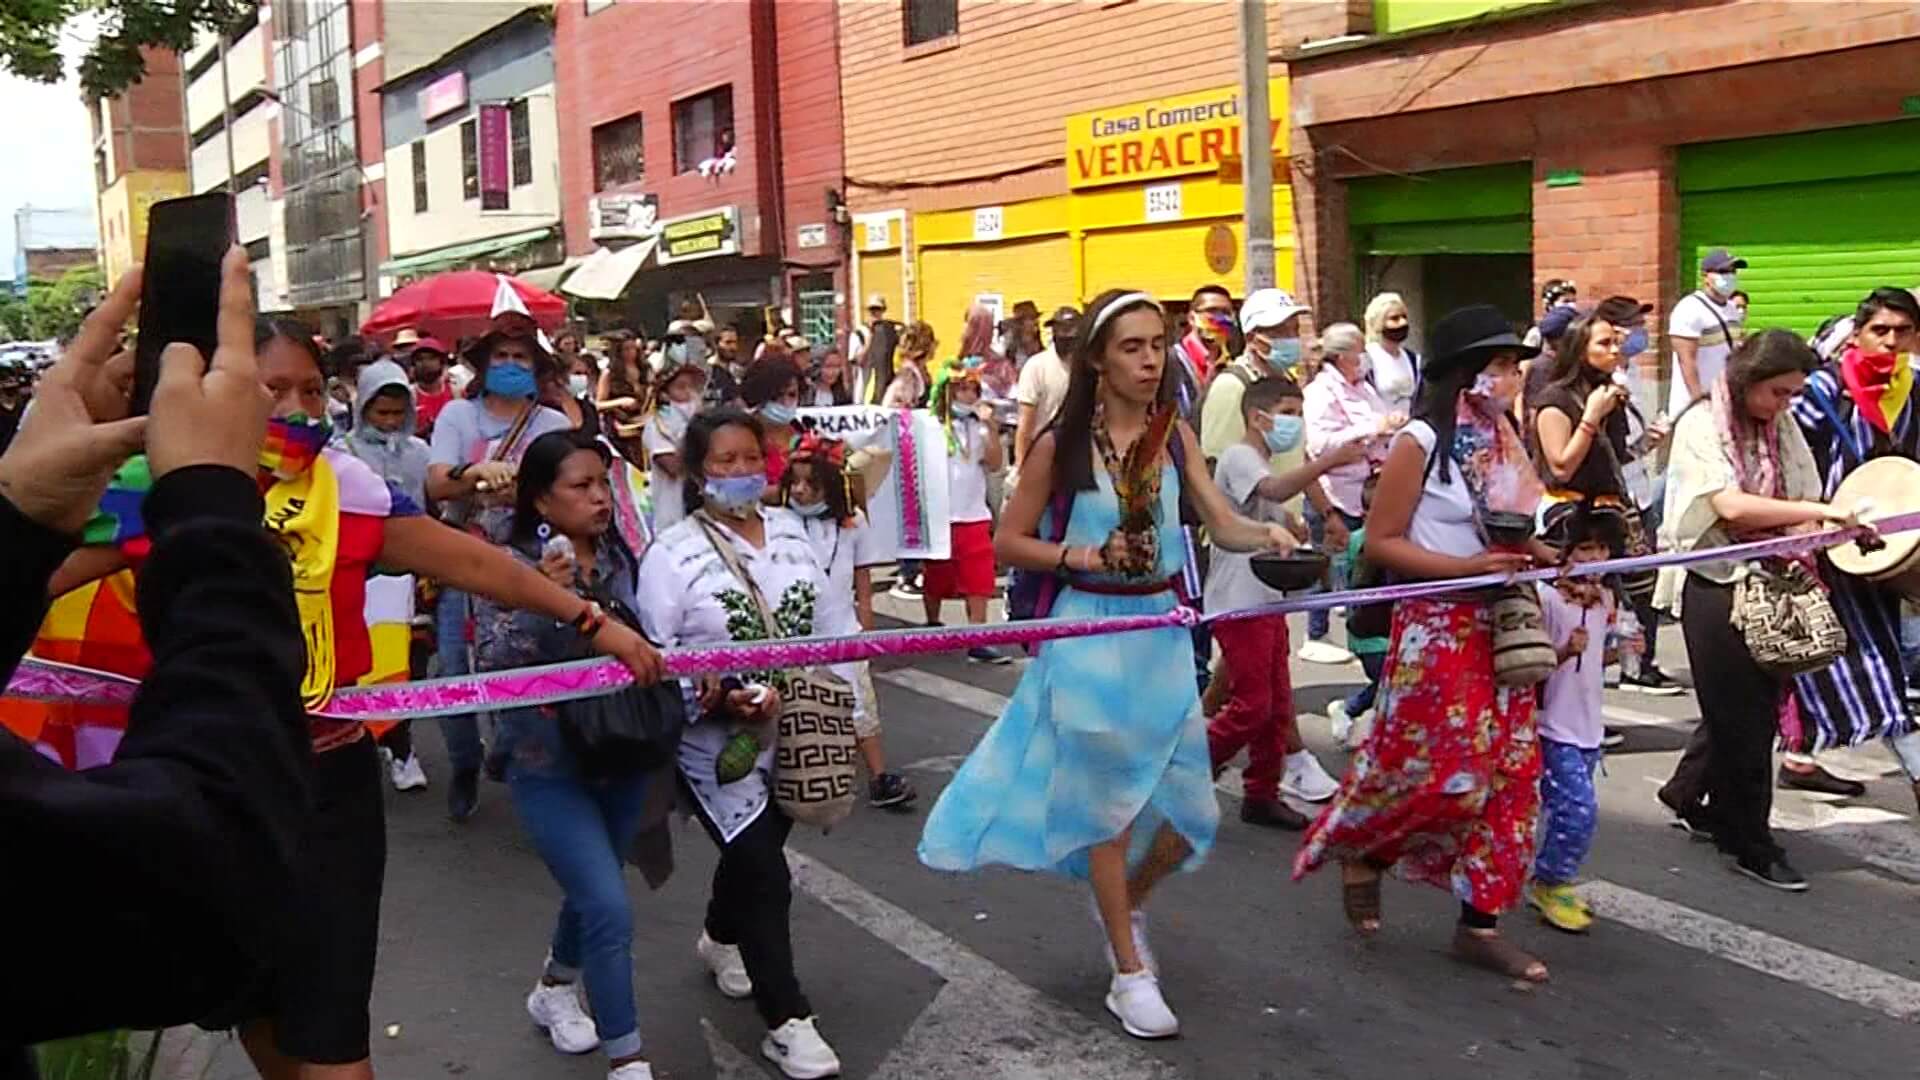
[1292,305,1558,983]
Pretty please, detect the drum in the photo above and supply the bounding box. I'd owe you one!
[1827,456,1920,599]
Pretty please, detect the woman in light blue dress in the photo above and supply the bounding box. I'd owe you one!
[919,289,1297,1040]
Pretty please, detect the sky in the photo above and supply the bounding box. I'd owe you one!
[0,65,97,276]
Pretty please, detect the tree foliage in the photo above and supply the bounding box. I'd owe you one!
[0,265,106,342]
[2,0,255,100]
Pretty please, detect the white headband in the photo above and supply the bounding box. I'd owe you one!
[1086,291,1161,342]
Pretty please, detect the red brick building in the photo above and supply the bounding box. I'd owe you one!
[553,0,848,340]
[1283,0,1920,399]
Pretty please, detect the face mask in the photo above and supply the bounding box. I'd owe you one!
[703,473,764,516]
[1471,371,1517,413]
[666,398,699,421]
[1267,337,1302,371]
[485,363,538,399]
[760,401,797,425]
[790,500,829,518]
[1263,413,1304,454]
[568,373,591,397]
[1708,272,1738,297]
[259,413,333,481]
[1382,325,1411,344]
[1622,327,1650,359]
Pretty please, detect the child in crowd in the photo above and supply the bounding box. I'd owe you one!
[643,358,706,533]
[781,432,919,811]
[924,356,1010,664]
[342,358,434,792]
[1528,503,1625,933]
[1204,377,1364,828]
[1327,471,1387,752]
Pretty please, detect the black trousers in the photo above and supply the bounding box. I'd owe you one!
[1674,576,1782,862]
[692,799,811,1028]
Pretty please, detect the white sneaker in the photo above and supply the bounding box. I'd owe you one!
[761,1016,842,1079]
[1105,970,1179,1039]
[1087,895,1157,975]
[1298,639,1355,665]
[1280,749,1340,803]
[1326,700,1352,744]
[608,1063,654,1080]
[526,980,599,1054]
[389,753,428,791]
[696,930,753,999]
[1344,709,1374,752]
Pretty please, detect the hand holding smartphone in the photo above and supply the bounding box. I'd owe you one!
[129,193,236,416]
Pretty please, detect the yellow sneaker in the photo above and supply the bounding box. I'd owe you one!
[1527,882,1593,934]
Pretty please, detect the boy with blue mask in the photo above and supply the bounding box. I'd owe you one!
[1204,377,1364,829]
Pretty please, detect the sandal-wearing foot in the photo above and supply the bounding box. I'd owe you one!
[1452,925,1549,982]
[1340,863,1382,935]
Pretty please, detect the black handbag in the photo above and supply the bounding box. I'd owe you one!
[554,596,686,778]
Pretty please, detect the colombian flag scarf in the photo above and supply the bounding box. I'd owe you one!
[1838,347,1913,435]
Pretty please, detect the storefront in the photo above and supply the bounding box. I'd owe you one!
[852,211,909,322]
[914,197,1074,344]
[1677,120,1920,337]
[1346,162,1533,339]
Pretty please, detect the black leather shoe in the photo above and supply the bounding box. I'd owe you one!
[448,768,480,823]
[1777,763,1867,798]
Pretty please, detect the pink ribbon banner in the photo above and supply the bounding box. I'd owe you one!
[8,514,1912,720]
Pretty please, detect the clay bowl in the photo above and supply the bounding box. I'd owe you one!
[1250,550,1332,593]
[1483,510,1536,547]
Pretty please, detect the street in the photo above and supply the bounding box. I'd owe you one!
[172,609,1920,1080]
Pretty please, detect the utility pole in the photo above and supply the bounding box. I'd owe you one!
[1238,0,1275,290]
[217,34,237,194]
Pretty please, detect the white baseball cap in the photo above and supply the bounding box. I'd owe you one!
[1240,288,1310,334]
[865,293,888,310]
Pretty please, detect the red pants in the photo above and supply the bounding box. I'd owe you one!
[1206,615,1297,802]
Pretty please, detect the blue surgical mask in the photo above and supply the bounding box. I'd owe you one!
[1708,271,1739,297]
[1264,414,1304,454]
[1268,337,1303,371]
[1622,327,1650,359]
[703,473,765,515]
[790,500,829,518]
[484,363,537,399]
[760,401,797,425]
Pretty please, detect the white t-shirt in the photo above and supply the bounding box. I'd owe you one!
[1397,420,1483,560]
[800,509,886,629]
[1365,340,1420,416]
[947,416,992,523]
[1015,347,1071,434]
[1667,290,1739,415]
[1536,583,1614,749]
[642,412,687,531]
[1204,442,1291,614]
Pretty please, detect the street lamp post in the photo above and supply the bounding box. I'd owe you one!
[1239,0,1276,291]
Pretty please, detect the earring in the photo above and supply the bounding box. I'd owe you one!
[536,521,552,542]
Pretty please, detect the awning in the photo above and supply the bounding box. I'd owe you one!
[560,238,657,301]
[379,225,557,276]
[516,255,585,291]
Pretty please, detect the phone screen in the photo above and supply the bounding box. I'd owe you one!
[129,193,235,416]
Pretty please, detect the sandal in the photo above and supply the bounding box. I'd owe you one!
[1452,925,1549,983]
[1340,863,1382,935]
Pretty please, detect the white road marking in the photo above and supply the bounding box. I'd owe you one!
[1772,801,1920,882]
[876,667,1017,721]
[1578,881,1920,1021]
[786,850,1182,1080]
[1602,704,1690,729]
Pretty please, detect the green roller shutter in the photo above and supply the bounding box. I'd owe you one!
[1348,162,1533,256]
[1678,120,1920,337]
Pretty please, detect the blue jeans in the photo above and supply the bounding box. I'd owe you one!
[1344,649,1387,716]
[510,767,653,1060]
[435,588,484,773]
[1534,739,1602,886]
[1304,505,1362,641]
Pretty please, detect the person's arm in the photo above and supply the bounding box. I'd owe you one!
[1708,489,1846,532]
[994,432,1079,572]
[853,565,875,631]
[1365,434,1530,581]
[1174,422,1297,554]
[1253,440,1365,503]
[379,516,664,684]
[0,496,75,681]
[1535,403,1600,485]
[47,543,127,600]
[976,411,1005,471]
[1014,401,1039,465]
[1673,335,1703,404]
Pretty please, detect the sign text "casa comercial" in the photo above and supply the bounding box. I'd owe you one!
[1065,78,1289,191]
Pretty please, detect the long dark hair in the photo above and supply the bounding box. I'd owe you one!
[509,428,611,548]
[1412,359,1491,484]
[257,316,326,376]
[1543,312,1628,455]
[1726,329,1819,425]
[779,452,853,525]
[680,407,766,516]
[741,357,801,410]
[863,319,900,395]
[1049,288,1173,495]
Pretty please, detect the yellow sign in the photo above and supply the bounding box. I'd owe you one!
[656,206,740,265]
[1065,78,1288,191]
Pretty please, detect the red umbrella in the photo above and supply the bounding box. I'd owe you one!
[360,271,568,347]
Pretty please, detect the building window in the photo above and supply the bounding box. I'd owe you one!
[461,118,479,201]
[308,78,340,126]
[672,87,733,175]
[903,0,958,45]
[591,112,644,191]
[509,99,533,187]
[411,140,428,213]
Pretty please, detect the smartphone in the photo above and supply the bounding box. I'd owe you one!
[129,192,235,415]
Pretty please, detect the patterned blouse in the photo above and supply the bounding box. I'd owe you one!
[635,507,867,841]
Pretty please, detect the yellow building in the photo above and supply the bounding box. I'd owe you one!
[853,77,1291,345]
[97,169,191,284]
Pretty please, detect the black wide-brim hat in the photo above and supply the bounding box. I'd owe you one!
[1427,303,1540,377]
